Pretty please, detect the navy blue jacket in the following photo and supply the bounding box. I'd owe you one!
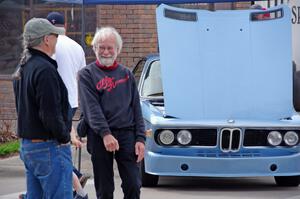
[13,48,70,143]
[78,61,145,143]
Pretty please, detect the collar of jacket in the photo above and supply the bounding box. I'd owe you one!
[28,48,58,69]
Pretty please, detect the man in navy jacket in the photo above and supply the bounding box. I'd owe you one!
[13,18,73,199]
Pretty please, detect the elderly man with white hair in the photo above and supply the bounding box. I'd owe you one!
[78,27,146,199]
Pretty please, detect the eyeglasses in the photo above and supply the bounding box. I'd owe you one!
[49,33,58,38]
[97,45,115,52]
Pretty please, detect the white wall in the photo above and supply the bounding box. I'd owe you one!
[256,0,300,68]
[289,0,300,68]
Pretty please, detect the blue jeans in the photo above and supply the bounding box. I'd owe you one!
[20,139,73,199]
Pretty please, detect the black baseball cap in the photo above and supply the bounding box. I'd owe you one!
[47,12,65,25]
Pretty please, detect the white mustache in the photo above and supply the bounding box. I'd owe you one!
[99,56,115,67]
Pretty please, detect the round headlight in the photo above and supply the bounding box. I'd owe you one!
[267,131,282,146]
[158,130,174,145]
[177,130,192,145]
[284,131,299,146]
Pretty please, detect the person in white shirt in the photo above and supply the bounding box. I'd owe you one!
[47,12,86,113]
[47,12,88,199]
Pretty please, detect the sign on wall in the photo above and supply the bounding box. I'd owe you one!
[257,0,300,67]
[290,0,300,68]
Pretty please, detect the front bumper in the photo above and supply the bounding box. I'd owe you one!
[145,151,300,177]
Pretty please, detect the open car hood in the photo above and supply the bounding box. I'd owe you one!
[156,4,294,120]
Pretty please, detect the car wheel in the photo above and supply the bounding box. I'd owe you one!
[140,160,159,187]
[274,176,300,186]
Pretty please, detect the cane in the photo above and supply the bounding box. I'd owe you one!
[78,137,82,172]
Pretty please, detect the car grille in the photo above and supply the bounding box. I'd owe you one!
[220,128,242,152]
[244,129,300,146]
[155,128,300,148]
[243,129,269,146]
[155,129,217,146]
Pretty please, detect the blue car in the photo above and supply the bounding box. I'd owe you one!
[132,4,300,187]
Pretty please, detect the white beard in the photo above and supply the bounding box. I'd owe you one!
[98,54,117,67]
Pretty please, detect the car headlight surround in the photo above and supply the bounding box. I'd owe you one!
[158,130,175,145]
[177,130,192,145]
[284,131,299,146]
[267,131,282,146]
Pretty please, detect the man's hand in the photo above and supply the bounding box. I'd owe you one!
[71,136,83,148]
[103,134,119,152]
[135,141,145,163]
[71,126,83,148]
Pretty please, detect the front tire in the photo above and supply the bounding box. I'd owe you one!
[274,176,300,187]
[140,160,159,187]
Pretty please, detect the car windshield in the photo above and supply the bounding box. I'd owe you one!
[141,60,164,97]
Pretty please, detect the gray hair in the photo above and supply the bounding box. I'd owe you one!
[92,27,123,54]
[12,35,44,80]
[20,36,44,65]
